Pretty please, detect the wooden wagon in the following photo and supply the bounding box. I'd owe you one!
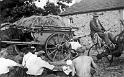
[1,24,78,62]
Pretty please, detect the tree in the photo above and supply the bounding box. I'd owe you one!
[44,2,60,15]
[0,0,44,23]
[0,0,72,23]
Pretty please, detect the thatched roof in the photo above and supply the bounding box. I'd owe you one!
[60,0,124,16]
[14,15,66,27]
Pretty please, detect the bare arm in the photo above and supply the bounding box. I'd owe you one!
[71,61,76,76]
[16,64,23,67]
[91,57,97,69]
[90,57,99,75]
[41,60,55,70]
[49,61,66,66]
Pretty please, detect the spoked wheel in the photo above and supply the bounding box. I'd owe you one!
[45,32,71,62]
[88,44,101,61]
[87,43,113,64]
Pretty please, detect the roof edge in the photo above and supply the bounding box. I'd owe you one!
[59,7,124,16]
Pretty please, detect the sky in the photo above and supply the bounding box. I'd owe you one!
[33,0,82,9]
[59,0,82,7]
[34,0,59,9]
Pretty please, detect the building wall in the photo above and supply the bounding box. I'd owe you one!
[61,10,123,50]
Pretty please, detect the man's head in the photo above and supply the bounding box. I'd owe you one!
[76,47,85,55]
[22,46,36,54]
[92,12,99,19]
[35,50,45,57]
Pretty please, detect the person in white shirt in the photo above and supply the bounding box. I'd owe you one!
[71,50,98,77]
[0,49,22,77]
[22,47,55,77]
[64,39,82,51]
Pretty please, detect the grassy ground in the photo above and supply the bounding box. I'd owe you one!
[94,56,124,77]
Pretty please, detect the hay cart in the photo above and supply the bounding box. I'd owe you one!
[1,25,78,62]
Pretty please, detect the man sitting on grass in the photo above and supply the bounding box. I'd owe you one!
[0,48,22,77]
[63,40,98,77]
[22,47,59,77]
[72,49,98,77]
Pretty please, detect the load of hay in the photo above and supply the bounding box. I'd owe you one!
[14,15,67,28]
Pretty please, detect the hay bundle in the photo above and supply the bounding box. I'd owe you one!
[14,15,67,28]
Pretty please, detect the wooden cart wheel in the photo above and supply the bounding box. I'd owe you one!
[45,32,71,62]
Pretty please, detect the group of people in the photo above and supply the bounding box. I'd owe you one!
[0,45,56,77]
[1,12,116,77]
[0,40,98,77]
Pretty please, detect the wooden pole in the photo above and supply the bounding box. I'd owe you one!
[1,41,41,45]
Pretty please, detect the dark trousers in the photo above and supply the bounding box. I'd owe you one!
[0,67,23,77]
[95,32,113,46]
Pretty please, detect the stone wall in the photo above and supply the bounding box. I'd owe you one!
[61,10,123,50]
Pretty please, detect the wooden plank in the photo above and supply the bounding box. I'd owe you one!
[1,41,41,45]
[18,26,78,31]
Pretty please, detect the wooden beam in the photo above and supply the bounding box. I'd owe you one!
[1,41,41,45]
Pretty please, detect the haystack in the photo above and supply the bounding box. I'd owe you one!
[14,15,67,28]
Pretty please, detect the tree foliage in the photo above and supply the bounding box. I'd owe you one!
[44,2,60,15]
[0,0,72,23]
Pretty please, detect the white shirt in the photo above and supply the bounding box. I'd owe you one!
[62,66,72,75]
[62,60,73,75]
[0,57,18,75]
[72,56,97,77]
[69,42,82,50]
[22,52,55,75]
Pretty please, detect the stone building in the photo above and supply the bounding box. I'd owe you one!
[59,0,124,50]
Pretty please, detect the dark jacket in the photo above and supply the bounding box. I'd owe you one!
[90,19,106,38]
